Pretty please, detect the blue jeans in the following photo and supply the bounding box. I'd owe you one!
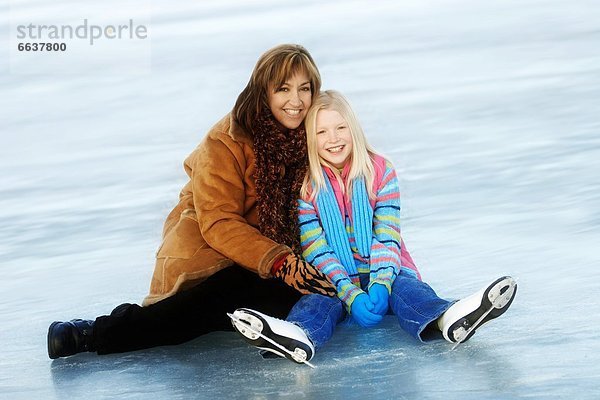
[286,269,453,350]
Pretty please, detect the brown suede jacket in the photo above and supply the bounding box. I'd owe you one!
[143,114,291,305]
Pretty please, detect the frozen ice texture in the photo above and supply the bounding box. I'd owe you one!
[1,0,599,398]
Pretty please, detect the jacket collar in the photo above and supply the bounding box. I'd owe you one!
[228,113,254,147]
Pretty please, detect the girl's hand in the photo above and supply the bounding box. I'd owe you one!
[350,294,383,327]
[369,283,389,315]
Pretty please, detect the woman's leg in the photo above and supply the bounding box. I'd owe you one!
[389,270,453,342]
[89,265,301,355]
[285,294,345,350]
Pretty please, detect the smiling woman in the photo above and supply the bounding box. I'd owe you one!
[46,44,339,360]
[268,74,312,130]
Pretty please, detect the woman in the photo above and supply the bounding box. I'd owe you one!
[47,45,418,359]
[47,44,334,359]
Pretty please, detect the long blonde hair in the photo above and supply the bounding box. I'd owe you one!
[301,90,379,201]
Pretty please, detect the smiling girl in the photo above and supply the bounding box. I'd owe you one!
[230,90,518,366]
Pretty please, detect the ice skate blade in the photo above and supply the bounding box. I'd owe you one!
[227,313,316,369]
[488,277,517,309]
[228,312,264,341]
[451,306,494,350]
[451,277,517,350]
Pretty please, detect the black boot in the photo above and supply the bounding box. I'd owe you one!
[47,319,96,359]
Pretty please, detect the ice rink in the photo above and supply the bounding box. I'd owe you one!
[1,0,599,398]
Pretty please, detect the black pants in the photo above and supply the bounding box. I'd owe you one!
[93,265,302,354]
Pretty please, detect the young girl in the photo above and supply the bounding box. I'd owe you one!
[229,90,517,366]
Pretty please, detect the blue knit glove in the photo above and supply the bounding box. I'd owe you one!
[369,283,389,316]
[350,294,383,328]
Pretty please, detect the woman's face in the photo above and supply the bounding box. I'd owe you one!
[267,72,312,129]
[315,109,353,169]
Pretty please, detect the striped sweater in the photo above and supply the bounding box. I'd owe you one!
[299,156,417,310]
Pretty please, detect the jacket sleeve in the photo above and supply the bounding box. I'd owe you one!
[299,198,364,310]
[368,161,403,293]
[190,133,290,278]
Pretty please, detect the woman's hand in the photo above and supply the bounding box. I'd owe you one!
[273,254,337,297]
[350,293,383,328]
[368,283,389,315]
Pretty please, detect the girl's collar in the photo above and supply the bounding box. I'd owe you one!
[323,161,351,180]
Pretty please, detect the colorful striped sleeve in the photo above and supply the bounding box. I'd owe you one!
[368,161,402,293]
[298,198,364,309]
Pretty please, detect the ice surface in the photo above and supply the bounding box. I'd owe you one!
[1,0,600,399]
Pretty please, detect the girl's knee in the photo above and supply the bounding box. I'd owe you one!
[298,293,339,309]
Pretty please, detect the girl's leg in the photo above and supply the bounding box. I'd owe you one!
[56,265,301,356]
[437,276,517,345]
[228,294,343,365]
[389,270,453,342]
[285,294,345,350]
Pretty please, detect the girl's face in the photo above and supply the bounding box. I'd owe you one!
[315,109,353,169]
[267,72,312,129]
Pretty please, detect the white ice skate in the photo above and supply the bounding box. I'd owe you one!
[228,308,316,368]
[438,276,517,350]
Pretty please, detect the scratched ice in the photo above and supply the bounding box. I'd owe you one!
[1,0,599,399]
